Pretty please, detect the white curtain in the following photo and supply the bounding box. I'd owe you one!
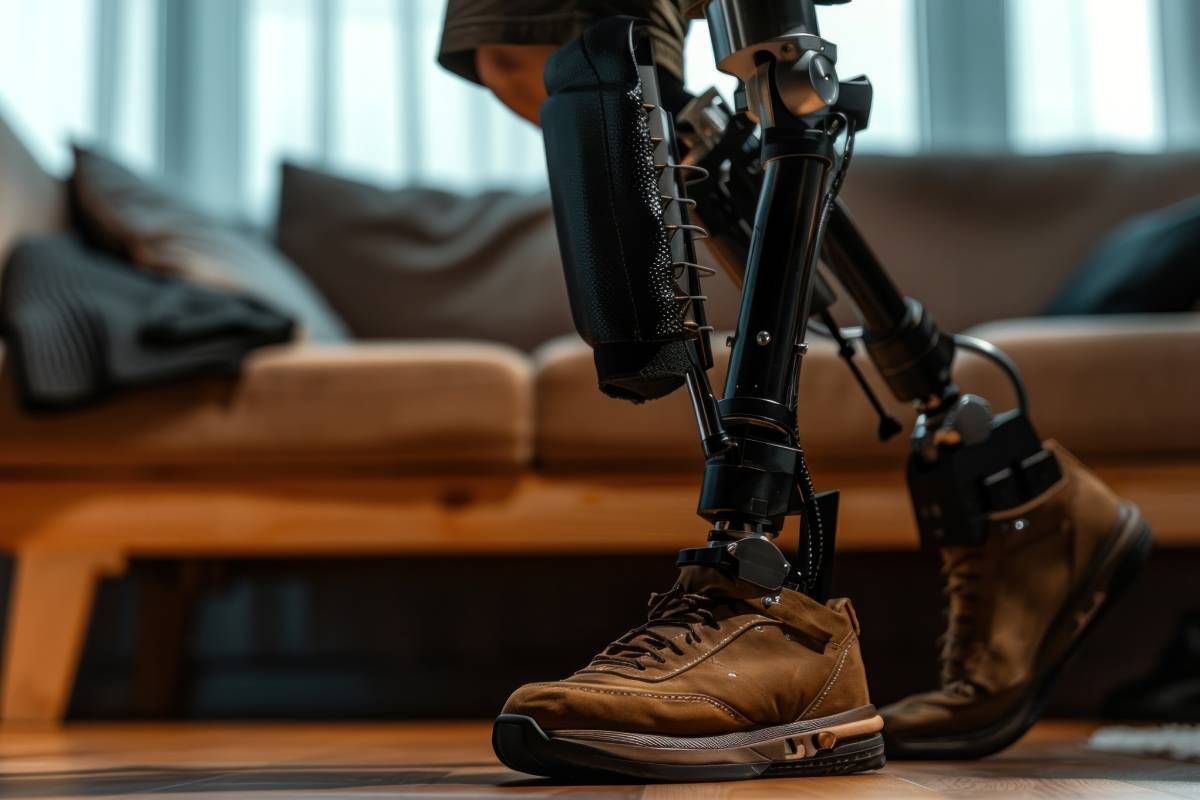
[0,0,1188,221]
[1008,0,1165,152]
[684,0,923,153]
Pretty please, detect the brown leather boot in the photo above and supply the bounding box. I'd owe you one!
[493,564,885,781]
[881,441,1152,759]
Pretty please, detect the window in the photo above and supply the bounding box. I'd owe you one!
[0,0,96,174]
[247,0,321,214]
[1008,0,1165,152]
[0,0,1191,217]
[244,0,546,215]
[684,0,921,153]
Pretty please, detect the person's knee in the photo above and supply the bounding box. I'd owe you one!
[476,44,557,125]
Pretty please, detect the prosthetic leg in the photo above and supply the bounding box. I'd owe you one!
[674,1,1152,759]
[493,0,1152,778]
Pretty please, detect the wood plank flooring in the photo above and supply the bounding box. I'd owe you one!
[1,721,1197,799]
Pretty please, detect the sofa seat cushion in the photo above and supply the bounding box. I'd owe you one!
[954,314,1200,460]
[535,333,909,471]
[535,314,1200,470]
[0,342,532,472]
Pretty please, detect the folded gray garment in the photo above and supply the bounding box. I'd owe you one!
[1,234,294,411]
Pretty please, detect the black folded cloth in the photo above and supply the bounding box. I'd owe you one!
[1,234,294,411]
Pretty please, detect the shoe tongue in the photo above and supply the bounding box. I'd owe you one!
[676,565,762,599]
[677,565,843,649]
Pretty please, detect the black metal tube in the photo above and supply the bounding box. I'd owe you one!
[823,199,957,406]
[821,200,909,336]
[723,154,830,425]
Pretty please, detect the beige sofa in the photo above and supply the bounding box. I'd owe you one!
[1,115,1198,724]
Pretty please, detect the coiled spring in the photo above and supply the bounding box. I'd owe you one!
[644,102,717,348]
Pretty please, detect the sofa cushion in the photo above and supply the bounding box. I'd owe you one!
[273,163,747,350]
[535,333,910,471]
[70,147,348,342]
[535,314,1200,470]
[841,154,1200,332]
[954,314,1200,460]
[1044,196,1200,315]
[276,163,575,351]
[0,342,533,471]
[0,114,64,267]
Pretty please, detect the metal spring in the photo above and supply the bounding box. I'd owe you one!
[645,102,715,343]
[655,162,711,184]
[661,170,713,333]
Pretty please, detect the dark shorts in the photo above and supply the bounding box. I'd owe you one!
[438,0,697,83]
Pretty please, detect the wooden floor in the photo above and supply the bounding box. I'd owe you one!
[1,721,1197,798]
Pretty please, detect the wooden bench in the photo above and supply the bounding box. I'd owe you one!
[2,461,1196,724]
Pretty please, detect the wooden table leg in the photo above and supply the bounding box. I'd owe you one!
[1,549,126,725]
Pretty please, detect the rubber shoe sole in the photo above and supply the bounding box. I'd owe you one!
[884,502,1153,760]
[492,704,885,782]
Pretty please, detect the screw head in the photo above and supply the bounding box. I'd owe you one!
[756,331,772,346]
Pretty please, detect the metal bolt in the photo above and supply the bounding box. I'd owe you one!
[1013,518,1028,531]
[756,331,772,346]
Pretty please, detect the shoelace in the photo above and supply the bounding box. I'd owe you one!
[591,588,726,671]
[936,548,986,692]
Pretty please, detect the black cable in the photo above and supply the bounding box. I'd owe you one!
[952,333,1030,416]
[818,309,903,441]
[789,116,858,593]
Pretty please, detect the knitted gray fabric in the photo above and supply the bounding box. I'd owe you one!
[1,234,293,411]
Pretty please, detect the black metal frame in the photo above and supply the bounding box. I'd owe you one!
[677,0,1061,595]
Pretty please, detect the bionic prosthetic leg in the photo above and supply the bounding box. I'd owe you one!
[493,0,1153,779]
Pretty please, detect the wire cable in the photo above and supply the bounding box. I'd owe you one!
[952,333,1030,416]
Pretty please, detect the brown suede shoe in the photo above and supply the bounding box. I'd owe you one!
[882,441,1153,760]
[493,564,885,781]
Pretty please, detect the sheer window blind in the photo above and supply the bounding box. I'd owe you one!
[0,0,1192,218]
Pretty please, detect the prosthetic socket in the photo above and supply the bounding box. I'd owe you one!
[540,4,1061,600]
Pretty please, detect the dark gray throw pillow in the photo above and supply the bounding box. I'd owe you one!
[70,146,348,342]
[1046,195,1200,315]
[275,163,576,351]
